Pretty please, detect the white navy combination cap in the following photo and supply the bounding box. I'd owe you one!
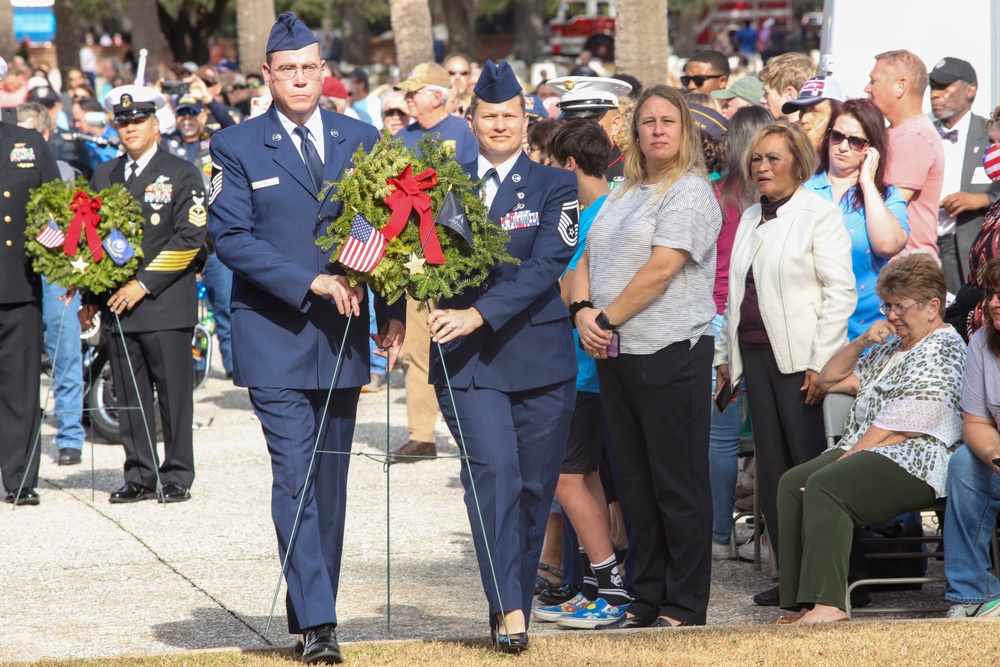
[548,76,633,119]
[103,85,167,122]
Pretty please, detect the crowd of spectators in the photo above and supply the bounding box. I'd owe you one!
[6,31,1000,632]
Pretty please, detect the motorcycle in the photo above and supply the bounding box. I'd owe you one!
[44,282,214,444]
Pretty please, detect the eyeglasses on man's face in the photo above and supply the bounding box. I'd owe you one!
[270,64,323,81]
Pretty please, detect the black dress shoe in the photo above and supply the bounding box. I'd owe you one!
[160,483,191,503]
[753,584,781,606]
[490,627,529,654]
[58,448,82,465]
[599,614,657,630]
[301,624,342,664]
[5,489,40,506]
[109,482,155,504]
[650,617,688,628]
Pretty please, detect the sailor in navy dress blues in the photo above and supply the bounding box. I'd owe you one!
[0,53,61,505]
[547,76,633,188]
[426,60,580,653]
[81,84,207,505]
[207,13,404,665]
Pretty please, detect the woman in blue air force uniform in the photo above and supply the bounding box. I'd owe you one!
[426,60,580,653]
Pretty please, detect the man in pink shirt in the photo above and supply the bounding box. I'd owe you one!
[865,49,944,257]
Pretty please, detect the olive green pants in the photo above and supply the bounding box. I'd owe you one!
[777,448,936,610]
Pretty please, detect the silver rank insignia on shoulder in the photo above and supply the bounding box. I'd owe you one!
[189,195,207,227]
[512,173,521,183]
[272,133,282,141]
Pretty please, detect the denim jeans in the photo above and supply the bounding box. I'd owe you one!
[944,445,1000,603]
[201,252,233,373]
[368,287,386,375]
[41,277,85,450]
[710,312,744,544]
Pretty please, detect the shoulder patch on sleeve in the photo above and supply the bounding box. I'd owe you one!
[209,162,223,206]
[559,199,579,247]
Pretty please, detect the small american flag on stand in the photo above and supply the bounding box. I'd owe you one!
[35,220,65,248]
[338,213,387,272]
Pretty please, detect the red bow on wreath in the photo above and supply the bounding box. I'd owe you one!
[65,190,104,262]
[382,164,444,265]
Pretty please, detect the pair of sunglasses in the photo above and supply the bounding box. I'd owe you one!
[828,128,869,151]
[383,108,408,118]
[680,74,723,87]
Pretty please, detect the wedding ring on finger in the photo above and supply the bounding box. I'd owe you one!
[450,323,456,330]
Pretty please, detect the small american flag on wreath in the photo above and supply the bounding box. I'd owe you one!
[338,213,387,272]
[35,220,65,248]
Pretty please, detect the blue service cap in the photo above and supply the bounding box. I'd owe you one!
[266,12,318,55]
[474,60,522,104]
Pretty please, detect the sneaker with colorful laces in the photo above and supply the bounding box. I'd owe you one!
[533,593,590,622]
[555,598,627,629]
[946,599,1000,618]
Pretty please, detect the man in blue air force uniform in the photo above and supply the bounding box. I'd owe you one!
[425,60,580,653]
[207,13,404,666]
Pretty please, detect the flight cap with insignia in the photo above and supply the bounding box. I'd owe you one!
[104,84,166,122]
[473,60,522,104]
[266,12,318,55]
[548,76,632,119]
[929,57,977,86]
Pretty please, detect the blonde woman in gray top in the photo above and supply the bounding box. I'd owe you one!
[571,84,722,628]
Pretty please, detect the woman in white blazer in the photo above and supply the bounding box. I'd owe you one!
[714,123,856,605]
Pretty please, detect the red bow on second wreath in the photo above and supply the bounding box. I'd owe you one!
[382,164,444,264]
[65,190,104,262]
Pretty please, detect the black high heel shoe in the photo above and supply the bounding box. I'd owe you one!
[491,626,529,654]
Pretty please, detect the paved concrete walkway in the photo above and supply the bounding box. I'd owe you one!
[0,359,946,663]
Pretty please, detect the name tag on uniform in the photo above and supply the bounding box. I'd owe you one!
[252,177,280,190]
[500,209,539,231]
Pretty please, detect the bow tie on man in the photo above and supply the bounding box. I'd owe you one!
[937,122,959,144]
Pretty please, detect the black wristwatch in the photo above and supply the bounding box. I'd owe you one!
[595,311,614,331]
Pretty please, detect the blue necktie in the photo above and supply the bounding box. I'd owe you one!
[293,126,324,191]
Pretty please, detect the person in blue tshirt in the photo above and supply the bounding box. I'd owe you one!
[804,98,909,341]
[532,119,631,629]
[394,62,478,164]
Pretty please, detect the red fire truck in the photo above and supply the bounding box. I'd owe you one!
[547,0,793,61]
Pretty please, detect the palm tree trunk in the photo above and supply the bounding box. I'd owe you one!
[390,0,433,74]
[236,0,275,74]
[616,0,669,85]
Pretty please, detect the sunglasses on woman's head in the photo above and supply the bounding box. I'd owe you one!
[828,128,869,152]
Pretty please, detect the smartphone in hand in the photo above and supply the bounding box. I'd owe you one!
[714,381,734,414]
[606,332,619,358]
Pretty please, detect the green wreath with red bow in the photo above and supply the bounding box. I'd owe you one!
[25,179,145,293]
[317,132,516,305]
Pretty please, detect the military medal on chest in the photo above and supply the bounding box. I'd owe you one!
[144,175,173,209]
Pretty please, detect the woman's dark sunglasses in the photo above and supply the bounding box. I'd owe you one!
[828,128,869,152]
[383,108,408,118]
[680,74,723,87]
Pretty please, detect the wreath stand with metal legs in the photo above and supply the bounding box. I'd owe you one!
[264,307,514,639]
[16,306,178,509]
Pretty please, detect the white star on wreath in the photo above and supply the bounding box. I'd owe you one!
[404,253,426,275]
[71,257,89,273]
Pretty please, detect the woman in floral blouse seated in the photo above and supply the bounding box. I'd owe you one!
[772,252,966,623]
